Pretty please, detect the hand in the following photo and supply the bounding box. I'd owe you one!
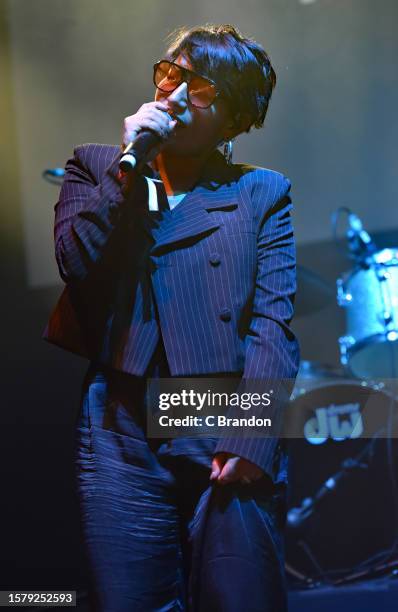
[210,452,265,485]
[122,101,177,161]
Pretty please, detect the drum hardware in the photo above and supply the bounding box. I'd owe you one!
[287,457,368,530]
[337,335,355,369]
[294,360,348,381]
[337,247,398,379]
[289,360,378,401]
[332,206,398,379]
[285,374,398,585]
[286,208,398,586]
[336,277,352,307]
[331,206,377,263]
[332,557,398,586]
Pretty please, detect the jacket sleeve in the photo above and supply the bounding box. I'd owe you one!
[54,144,135,282]
[214,172,300,477]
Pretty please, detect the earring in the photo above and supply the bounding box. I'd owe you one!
[223,139,234,165]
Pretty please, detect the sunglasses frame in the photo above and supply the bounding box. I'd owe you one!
[153,59,221,109]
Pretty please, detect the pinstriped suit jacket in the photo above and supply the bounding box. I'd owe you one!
[43,143,300,477]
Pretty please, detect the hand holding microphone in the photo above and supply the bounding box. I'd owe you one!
[120,101,177,172]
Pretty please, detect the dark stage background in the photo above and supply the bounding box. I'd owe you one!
[1,0,398,608]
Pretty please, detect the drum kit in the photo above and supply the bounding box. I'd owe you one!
[286,237,398,587]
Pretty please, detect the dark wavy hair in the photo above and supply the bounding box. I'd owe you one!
[164,24,277,133]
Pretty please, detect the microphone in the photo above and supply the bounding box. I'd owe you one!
[119,112,174,173]
[287,458,367,529]
[346,212,376,258]
[43,168,65,178]
[42,167,65,185]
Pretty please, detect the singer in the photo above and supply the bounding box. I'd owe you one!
[44,24,299,611]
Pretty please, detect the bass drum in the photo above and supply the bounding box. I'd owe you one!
[285,374,398,584]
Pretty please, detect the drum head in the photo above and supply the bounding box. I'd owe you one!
[348,336,398,379]
[286,383,398,584]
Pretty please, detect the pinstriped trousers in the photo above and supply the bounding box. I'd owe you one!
[74,340,288,611]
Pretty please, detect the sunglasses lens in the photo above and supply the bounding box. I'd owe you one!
[154,61,182,92]
[188,77,217,108]
[154,61,218,108]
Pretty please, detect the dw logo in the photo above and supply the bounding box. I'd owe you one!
[304,403,363,445]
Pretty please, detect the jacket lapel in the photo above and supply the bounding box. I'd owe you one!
[149,187,237,254]
[143,149,241,255]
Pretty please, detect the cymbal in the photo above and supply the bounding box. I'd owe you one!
[295,265,335,317]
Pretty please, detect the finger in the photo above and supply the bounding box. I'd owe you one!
[210,459,221,481]
[142,105,174,121]
[217,457,241,484]
[146,101,169,111]
[210,453,227,481]
[124,109,174,141]
[148,109,177,133]
[142,111,177,136]
[129,118,171,141]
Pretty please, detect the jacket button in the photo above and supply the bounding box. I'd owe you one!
[209,253,221,266]
[219,308,231,322]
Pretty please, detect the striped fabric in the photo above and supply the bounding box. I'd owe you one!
[43,143,300,475]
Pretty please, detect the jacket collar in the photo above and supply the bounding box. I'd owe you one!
[142,147,241,192]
